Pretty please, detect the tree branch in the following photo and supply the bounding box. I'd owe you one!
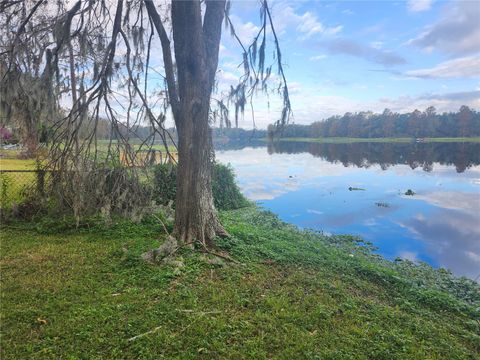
[203,0,226,90]
[143,0,180,117]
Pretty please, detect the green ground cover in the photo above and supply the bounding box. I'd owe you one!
[1,207,478,359]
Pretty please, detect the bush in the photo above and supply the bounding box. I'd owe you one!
[153,163,249,210]
[153,163,177,207]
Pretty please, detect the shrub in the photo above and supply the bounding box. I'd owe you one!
[153,163,177,207]
[153,163,249,210]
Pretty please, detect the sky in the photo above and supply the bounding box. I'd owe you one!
[216,0,480,128]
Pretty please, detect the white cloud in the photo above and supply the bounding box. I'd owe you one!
[408,1,480,55]
[405,56,480,79]
[410,191,480,215]
[297,11,326,37]
[407,0,434,12]
[216,69,241,92]
[285,88,480,126]
[218,85,480,129]
[227,14,260,44]
[325,25,343,36]
[216,147,361,200]
[307,209,324,215]
[271,2,343,39]
[398,251,419,262]
[287,82,302,95]
[309,54,327,61]
[321,38,406,66]
[376,91,480,114]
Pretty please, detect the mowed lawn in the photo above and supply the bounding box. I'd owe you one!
[1,208,479,359]
[0,158,37,171]
[0,156,38,208]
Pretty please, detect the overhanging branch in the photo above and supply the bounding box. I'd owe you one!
[144,0,180,117]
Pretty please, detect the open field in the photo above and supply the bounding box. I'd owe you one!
[0,157,39,208]
[0,158,37,171]
[275,137,480,143]
[1,207,479,359]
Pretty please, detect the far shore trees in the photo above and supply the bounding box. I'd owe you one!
[272,106,479,139]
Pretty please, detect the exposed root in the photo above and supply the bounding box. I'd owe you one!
[142,237,238,265]
[141,235,178,263]
[151,213,170,237]
[198,240,240,264]
[141,220,236,265]
[214,225,230,238]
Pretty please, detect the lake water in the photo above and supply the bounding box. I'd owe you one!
[216,141,480,280]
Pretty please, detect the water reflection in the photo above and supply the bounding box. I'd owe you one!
[401,192,480,279]
[216,144,480,280]
[267,141,480,173]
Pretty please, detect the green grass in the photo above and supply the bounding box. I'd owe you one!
[0,158,39,208]
[275,137,480,143]
[0,158,37,171]
[1,208,479,359]
[95,139,177,152]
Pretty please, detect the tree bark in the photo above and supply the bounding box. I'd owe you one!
[170,0,226,247]
[174,105,224,246]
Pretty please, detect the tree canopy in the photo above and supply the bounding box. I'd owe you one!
[272,106,480,139]
[0,0,290,249]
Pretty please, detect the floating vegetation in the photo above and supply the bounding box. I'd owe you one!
[375,202,390,208]
[405,189,416,196]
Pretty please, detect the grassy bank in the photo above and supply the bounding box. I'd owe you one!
[275,137,480,143]
[1,207,479,359]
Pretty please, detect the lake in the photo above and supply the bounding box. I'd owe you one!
[216,141,480,280]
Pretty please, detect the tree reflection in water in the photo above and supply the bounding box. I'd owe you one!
[267,141,480,173]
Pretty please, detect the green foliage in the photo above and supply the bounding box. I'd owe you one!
[153,162,249,210]
[211,163,250,210]
[1,207,479,359]
[276,106,480,138]
[152,163,177,207]
[0,172,12,208]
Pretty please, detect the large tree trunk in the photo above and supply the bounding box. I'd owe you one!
[174,101,224,246]
[170,0,226,247]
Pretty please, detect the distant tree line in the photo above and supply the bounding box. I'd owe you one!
[212,127,267,149]
[62,105,480,144]
[269,106,480,139]
[213,127,267,141]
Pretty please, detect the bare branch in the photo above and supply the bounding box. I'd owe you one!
[143,0,180,117]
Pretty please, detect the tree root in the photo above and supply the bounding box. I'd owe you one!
[198,240,240,264]
[141,236,238,265]
[141,216,237,264]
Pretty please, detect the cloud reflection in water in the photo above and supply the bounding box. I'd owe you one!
[216,145,480,279]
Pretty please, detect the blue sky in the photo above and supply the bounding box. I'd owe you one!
[216,0,480,128]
